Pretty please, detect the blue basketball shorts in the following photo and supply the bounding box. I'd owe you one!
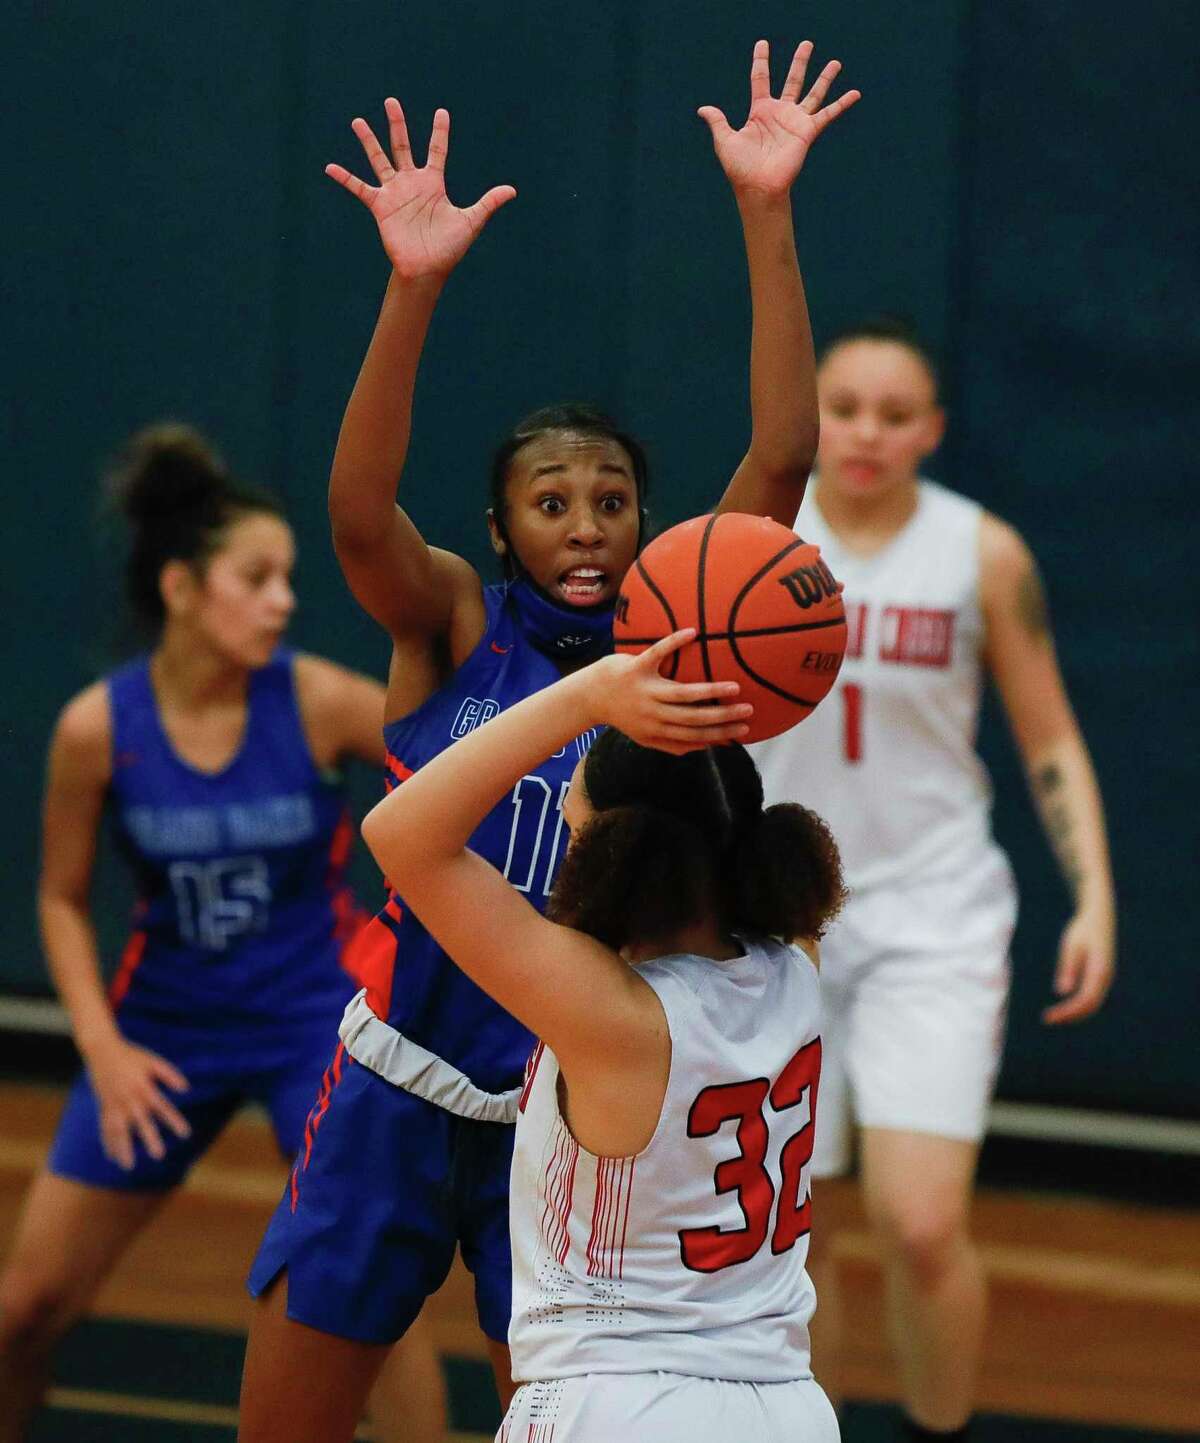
[247,1047,515,1345]
[47,1006,341,1193]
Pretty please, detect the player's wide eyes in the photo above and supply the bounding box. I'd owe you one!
[600,494,625,513]
[539,496,566,515]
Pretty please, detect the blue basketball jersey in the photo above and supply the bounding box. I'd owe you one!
[105,650,362,1028]
[351,585,598,1092]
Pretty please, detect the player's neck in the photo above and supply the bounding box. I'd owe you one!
[623,918,742,967]
[152,632,250,712]
[814,473,920,556]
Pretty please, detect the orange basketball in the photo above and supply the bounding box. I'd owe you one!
[614,513,846,743]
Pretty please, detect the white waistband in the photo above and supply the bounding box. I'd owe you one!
[337,989,521,1125]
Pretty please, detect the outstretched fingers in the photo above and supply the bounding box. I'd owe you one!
[425,107,450,172]
[780,40,814,103]
[463,184,518,230]
[697,104,733,141]
[800,59,841,113]
[749,38,771,102]
[801,59,847,114]
[324,162,376,205]
[385,97,415,170]
[351,116,395,183]
[810,85,863,134]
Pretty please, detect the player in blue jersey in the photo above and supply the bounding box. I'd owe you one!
[240,40,860,1443]
[0,426,444,1443]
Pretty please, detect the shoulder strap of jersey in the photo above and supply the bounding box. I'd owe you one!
[105,654,159,767]
[244,647,321,783]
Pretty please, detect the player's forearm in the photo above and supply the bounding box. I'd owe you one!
[363,672,592,880]
[1024,733,1115,920]
[737,192,819,485]
[38,892,121,1057]
[328,271,445,549]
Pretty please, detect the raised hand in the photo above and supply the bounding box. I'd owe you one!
[699,40,861,199]
[326,100,516,280]
[588,630,753,755]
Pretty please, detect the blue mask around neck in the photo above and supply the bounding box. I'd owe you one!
[506,575,614,663]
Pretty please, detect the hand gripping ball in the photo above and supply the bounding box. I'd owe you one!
[614,512,847,743]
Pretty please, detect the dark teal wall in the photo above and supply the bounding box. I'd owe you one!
[3,3,1195,1114]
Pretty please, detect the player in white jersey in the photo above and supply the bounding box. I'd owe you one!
[359,629,848,1441]
[750,317,1117,1442]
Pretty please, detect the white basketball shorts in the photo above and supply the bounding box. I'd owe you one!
[813,849,1017,1177]
[498,1372,839,1442]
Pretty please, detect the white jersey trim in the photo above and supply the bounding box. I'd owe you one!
[337,989,521,1123]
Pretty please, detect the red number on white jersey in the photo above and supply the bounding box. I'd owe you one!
[679,1039,821,1273]
[678,1079,774,1272]
[841,682,864,763]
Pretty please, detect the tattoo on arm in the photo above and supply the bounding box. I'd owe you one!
[1016,564,1051,640]
[1034,762,1083,899]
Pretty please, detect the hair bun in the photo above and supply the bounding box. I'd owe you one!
[108,423,229,524]
[734,803,847,941]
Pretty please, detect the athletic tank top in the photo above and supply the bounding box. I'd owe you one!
[105,650,362,1026]
[350,585,597,1092]
[508,935,822,1384]
[751,480,1011,893]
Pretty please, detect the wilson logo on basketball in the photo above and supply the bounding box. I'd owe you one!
[779,560,839,610]
[801,650,841,672]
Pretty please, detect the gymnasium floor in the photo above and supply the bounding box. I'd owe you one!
[2,1081,1197,1442]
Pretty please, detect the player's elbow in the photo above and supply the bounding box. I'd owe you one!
[329,508,386,563]
[757,413,819,471]
[360,801,412,886]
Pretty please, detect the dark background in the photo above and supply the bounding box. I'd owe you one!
[3,2,1196,1115]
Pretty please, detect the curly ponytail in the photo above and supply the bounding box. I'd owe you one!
[546,730,845,951]
[546,806,713,949]
[732,803,846,941]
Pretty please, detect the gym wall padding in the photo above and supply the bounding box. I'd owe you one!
[2,2,1195,1115]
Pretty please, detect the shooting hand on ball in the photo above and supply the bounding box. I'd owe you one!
[585,630,753,756]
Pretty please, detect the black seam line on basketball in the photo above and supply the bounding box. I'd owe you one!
[727,535,809,640]
[696,513,721,684]
[724,534,837,707]
[634,555,680,679]
[726,629,823,708]
[614,616,846,647]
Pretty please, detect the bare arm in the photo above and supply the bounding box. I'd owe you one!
[981,516,1116,1024]
[325,103,515,642]
[39,689,119,1056]
[703,41,861,524]
[39,688,191,1168]
[293,653,389,769]
[360,635,750,1061]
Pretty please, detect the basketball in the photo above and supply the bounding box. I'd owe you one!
[613,512,847,743]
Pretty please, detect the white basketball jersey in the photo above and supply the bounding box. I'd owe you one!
[507,935,823,1385]
[751,480,1010,894]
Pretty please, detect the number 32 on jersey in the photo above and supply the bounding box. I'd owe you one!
[679,1038,821,1273]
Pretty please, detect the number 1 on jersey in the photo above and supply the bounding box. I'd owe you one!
[842,682,864,764]
[503,776,571,896]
